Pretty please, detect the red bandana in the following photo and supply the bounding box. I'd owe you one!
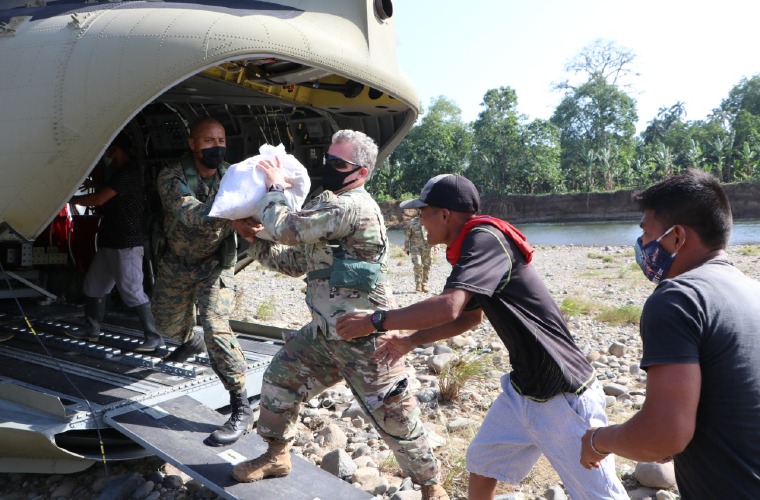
[446,215,534,265]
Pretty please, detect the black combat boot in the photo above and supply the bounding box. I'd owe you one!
[68,297,105,342]
[205,389,254,447]
[163,331,205,363]
[132,303,165,352]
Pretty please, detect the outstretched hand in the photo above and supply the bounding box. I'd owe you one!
[231,217,264,243]
[257,157,293,189]
[335,312,374,340]
[373,332,414,367]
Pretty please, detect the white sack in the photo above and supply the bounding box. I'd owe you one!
[209,143,311,222]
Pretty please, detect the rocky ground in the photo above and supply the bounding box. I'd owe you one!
[1,239,758,500]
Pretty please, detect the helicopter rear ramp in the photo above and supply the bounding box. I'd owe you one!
[0,307,371,498]
[106,395,372,500]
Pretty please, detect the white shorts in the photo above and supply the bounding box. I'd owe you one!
[466,374,627,499]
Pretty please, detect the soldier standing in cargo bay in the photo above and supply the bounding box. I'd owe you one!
[404,213,432,292]
[152,116,253,447]
[231,130,449,500]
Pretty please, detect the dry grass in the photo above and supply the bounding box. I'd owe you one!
[438,354,493,402]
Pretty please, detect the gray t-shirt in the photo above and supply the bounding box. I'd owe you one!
[640,258,760,498]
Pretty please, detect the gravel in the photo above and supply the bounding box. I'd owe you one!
[2,238,757,499]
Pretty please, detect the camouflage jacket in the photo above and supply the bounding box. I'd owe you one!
[404,216,428,252]
[247,186,393,340]
[156,156,232,262]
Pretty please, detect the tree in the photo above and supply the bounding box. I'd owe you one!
[517,119,563,194]
[551,76,637,191]
[468,87,523,194]
[556,39,639,90]
[392,96,471,196]
[717,75,760,181]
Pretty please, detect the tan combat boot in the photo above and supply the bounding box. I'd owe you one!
[420,483,449,500]
[231,438,292,483]
[421,284,429,293]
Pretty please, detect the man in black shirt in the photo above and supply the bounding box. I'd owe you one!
[68,134,163,352]
[580,169,760,498]
[337,174,626,499]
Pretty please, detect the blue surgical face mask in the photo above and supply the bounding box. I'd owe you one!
[634,226,678,283]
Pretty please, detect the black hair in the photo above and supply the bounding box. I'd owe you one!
[109,132,134,158]
[634,169,732,249]
[188,116,224,138]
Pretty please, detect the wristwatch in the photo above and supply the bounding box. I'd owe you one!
[268,183,284,193]
[370,310,387,333]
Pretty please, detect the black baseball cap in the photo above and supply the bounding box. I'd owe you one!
[399,174,480,212]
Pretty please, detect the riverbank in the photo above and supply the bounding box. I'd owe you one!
[380,182,760,225]
[2,244,758,499]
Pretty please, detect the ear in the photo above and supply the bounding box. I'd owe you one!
[673,225,687,250]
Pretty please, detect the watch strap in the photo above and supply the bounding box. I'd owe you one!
[370,310,387,332]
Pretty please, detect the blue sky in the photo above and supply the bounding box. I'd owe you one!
[393,1,760,132]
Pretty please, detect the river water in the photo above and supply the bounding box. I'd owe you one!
[389,219,760,247]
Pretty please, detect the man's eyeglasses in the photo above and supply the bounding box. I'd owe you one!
[324,153,362,170]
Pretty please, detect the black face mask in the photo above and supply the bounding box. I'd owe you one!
[199,146,226,169]
[321,163,362,191]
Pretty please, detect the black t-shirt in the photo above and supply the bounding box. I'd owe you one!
[640,258,760,498]
[98,163,146,249]
[445,226,594,401]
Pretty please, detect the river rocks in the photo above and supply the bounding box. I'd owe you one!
[317,423,348,448]
[609,341,627,357]
[320,449,357,480]
[635,461,677,488]
[18,246,760,498]
[603,383,629,396]
[427,353,455,372]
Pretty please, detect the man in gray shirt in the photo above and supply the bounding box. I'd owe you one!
[580,169,760,498]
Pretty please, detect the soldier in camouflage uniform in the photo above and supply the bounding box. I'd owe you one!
[152,116,252,447]
[231,130,449,500]
[404,213,432,292]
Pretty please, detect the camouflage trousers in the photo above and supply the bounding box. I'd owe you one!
[410,246,431,286]
[257,328,440,485]
[152,256,246,392]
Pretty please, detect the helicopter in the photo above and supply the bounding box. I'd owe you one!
[0,1,417,497]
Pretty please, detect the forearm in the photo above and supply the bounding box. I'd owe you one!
[384,293,477,333]
[246,238,307,277]
[257,192,352,246]
[172,197,229,230]
[71,193,100,206]
[593,422,674,462]
[71,187,116,207]
[404,309,482,346]
[592,364,699,461]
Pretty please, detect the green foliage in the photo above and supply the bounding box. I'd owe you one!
[551,76,638,191]
[392,96,471,195]
[377,452,400,475]
[559,297,596,318]
[735,245,759,256]
[587,252,615,263]
[438,353,493,402]
[382,47,760,197]
[255,298,276,321]
[596,304,642,325]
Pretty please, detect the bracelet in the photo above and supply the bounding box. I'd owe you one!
[590,428,610,456]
